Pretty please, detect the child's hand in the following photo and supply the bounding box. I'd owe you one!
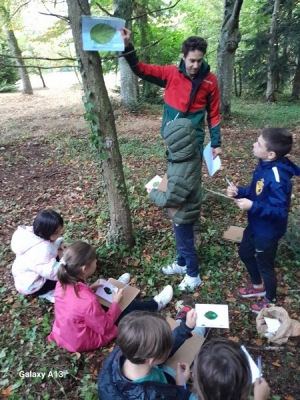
[254,378,270,400]
[235,198,253,210]
[146,187,152,194]
[175,362,190,386]
[185,309,197,329]
[112,288,123,304]
[89,280,103,291]
[227,185,238,197]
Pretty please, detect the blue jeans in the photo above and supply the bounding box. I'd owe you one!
[238,226,278,301]
[174,223,199,277]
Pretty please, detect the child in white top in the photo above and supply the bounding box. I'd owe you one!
[11,209,65,297]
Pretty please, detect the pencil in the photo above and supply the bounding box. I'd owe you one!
[257,356,262,383]
[179,364,186,389]
[225,177,238,195]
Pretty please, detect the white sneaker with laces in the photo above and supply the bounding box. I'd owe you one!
[153,285,173,310]
[39,289,55,303]
[117,273,131,285]
[162,262,187,275]
[178,274,202,291]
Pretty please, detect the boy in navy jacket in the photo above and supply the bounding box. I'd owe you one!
[227,128,300,312]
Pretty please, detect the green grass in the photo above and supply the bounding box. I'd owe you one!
[230,96,300,129]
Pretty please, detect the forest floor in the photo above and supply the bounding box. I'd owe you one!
[0,74,300,400]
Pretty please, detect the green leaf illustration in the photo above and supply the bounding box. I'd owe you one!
[90,23,116,44]
[204,311,218,320]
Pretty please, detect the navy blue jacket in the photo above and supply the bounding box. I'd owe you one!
[237,157,300,240]
[98,322,193,400]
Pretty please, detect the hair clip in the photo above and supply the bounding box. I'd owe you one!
[60,258,67,266]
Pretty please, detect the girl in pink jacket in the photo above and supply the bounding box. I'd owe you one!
[11,209,65,300]
[48,241,173,352]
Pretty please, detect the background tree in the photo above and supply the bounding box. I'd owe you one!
[0,0,33,94]
[65,0,134,245]
[266,0,280,102]
[113,0,139,107]
[0,34,19,91]
[217,0,244,115]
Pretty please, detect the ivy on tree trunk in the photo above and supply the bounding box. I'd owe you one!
[66,0,134,246]
[266,0,280,102]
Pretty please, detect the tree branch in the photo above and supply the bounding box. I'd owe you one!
[0,63,75,69]
[9,0,32,21]
[38,11,70,23]
[0,54,76,61]
[96,4,114,17]
[127,0,181,21]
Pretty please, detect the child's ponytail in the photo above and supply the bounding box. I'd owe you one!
[57,242,96,296]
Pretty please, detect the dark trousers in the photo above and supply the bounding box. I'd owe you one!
[238,226,278,301]
[32,279,57,297]
[116,299,158,324]
[174,223,199,278]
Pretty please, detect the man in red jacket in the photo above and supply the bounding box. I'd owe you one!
[121,29,222,278]
[120,28,222,160]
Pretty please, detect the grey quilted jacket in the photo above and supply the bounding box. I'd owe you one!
[150,118,201,225]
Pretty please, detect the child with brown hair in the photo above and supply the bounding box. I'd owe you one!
[191,338,270,400]
[48,241,173,352]
[98,310,197,399]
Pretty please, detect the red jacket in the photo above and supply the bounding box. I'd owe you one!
[48,282,121,352]
[123,44,221,150]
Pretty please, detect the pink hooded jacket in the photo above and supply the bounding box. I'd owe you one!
[48,281,121,352]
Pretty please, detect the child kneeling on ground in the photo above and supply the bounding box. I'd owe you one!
[98,310,198,399]
[48,242,173,352]
[191,338,270,400]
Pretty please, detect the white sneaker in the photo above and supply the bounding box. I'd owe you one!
[153,285,173,310]
[117,273,131,285]
[39,290,55,303]
[178,275,202,291]
[162,262,187,275]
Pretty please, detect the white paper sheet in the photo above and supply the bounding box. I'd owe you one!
[203,141,221,176]
[241,346,260,383]
[145,175,162,190]
[264,317,281,335]
[95,280,118,302]
[195,304,229,328]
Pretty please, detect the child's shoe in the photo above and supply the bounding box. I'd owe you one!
[251,297,271,313]
[238,284,266,298]
[162,261,187,275]
[178,274,202,291]
[39,290,55,303]
[175,305,192,321]
[175,305,209,338]
[117,273,131,285]
[154,285,173,310]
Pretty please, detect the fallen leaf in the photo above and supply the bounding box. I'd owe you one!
[284,396,294,400]
[1,386,13,396]
[193,292,200,297]
[254,338,263,346]
[228,336,239,343]
[226,297,236,302]
[272,361,281,367]
[234,310,240,314]
[202,276,209,280]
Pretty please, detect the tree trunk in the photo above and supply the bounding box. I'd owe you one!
[37,67,46,88]
[66,0,134,245]
[217,0,244,115]
[113,0,139,107]
[291,52,300,101]
[266,0,280,102]
[5,28,33,95]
